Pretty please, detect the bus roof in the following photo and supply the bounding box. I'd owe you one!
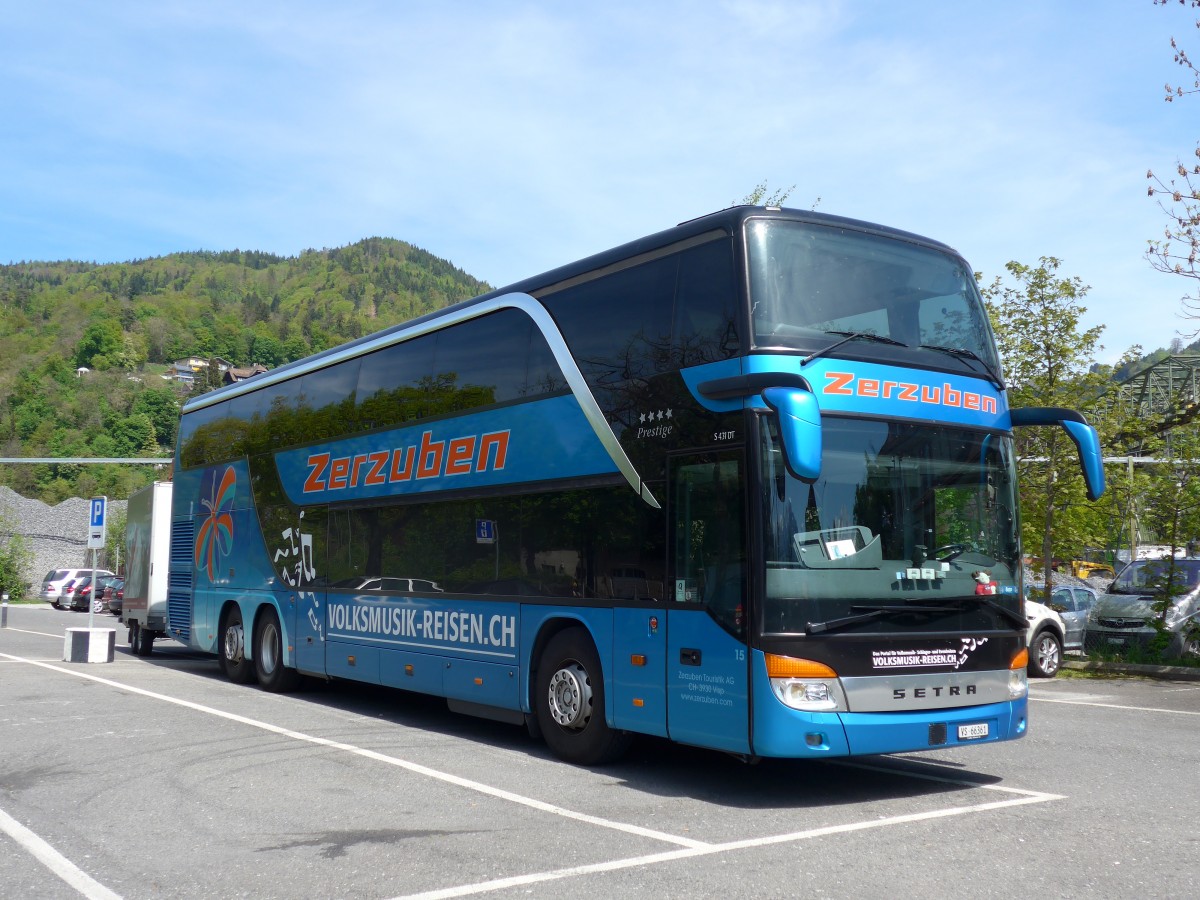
[182,206,961,413]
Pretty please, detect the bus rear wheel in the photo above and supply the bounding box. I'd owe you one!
[218,605,256,684]
[254,607,301,693]
[535,628,631,765]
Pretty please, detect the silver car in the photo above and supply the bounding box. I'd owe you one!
[39,568,115,607]
[1049,585,1097,651]
[1085,559,1200,659]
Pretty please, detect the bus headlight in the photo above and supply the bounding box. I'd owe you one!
[1008,649,1028,699]
[765,654,847,712]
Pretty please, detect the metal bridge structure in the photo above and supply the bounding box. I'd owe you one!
[1090,354,1200,440]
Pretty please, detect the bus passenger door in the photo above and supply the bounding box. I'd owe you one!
[666,454,751,754]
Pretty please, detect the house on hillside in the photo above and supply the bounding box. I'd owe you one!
[162,356,269,386]
[223,363,268,384]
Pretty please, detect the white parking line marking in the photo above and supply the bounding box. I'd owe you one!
[393,792,1059,900]
[1032,696,1200,716]
[0,805,122,900]
[1,626,73,639]
[0,651,708,850]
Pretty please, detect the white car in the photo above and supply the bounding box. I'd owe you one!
[39,568,115,608]
[1025,596,1067,678]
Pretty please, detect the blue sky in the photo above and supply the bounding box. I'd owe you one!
[1,1,1196,363]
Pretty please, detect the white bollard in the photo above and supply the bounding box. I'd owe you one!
[63,627,116,663]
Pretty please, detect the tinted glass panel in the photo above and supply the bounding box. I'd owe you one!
[543,255,677,386]
[179,400,233,468]
[674,240,740,365]
[323,485,665,600]
[746,219,1000,373]
[296,360,360,442]
[356,335,436,430]
[431,310,534,410]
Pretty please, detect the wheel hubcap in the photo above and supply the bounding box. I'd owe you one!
[547,663,592,729]
[1038,637,1059,673]
[224,622,245,663]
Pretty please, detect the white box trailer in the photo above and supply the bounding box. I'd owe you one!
[123,481,172,655]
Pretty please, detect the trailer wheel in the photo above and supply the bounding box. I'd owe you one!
[128,621,142,655]
[135,624,154,657]
[535,628,631,765]
[254,607,300,693]
[218,605,255,684]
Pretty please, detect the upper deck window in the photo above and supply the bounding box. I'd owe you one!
[747,219,1001,375]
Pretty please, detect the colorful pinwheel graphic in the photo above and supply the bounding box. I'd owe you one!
[195,466,236,581]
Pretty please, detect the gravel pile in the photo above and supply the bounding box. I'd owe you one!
[0,486,127,592]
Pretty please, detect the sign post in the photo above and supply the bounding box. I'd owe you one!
[87,496,107,629]
[64,496,116,663]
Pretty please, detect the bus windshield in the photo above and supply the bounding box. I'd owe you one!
[746,218,1000,376]
[759,416,1021,635]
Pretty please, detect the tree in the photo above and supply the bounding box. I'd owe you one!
[980,258,1107,599]
[132,386,181,448]
[0,509,31,601]
[1138,427,1200,656]
[739,181,798,207]
[74,320,124,369]
[1147,0,1200,328]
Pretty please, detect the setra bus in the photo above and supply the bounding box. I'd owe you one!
[165,206,1105,764]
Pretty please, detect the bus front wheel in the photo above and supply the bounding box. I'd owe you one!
[254,607,301,693]
[535,628,631,765]
[218,606,256,684]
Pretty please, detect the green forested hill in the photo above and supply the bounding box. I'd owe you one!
[0,238,490,502]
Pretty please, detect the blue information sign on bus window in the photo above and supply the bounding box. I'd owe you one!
[476,519,496,544]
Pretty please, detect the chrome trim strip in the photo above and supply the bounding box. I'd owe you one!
[184,293,660,508]
[840,669,1014,712]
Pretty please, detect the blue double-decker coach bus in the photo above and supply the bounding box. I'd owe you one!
[163,206,1105,764]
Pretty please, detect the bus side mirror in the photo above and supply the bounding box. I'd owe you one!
[1009,407,1106,502]
[762,387,822,481]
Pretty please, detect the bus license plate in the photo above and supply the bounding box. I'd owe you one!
[957,722,989,741]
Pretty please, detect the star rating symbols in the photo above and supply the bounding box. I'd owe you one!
[639,409,673,423]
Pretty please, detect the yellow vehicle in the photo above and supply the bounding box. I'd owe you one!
[1074,561,1115,579]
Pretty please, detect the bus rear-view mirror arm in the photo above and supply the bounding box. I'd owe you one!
[1009,407,1106,502]
[695,373,822,480]
[762,387,822,481]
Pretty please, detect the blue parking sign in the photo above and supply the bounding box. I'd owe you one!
[88,496,108,549]
[90,497,107,528]
[476,519,496,544]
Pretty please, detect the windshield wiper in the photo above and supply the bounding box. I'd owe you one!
[919,344,1006,390]
[906,595,1027,630]
[806,603,954,635]
[801,331,909,366]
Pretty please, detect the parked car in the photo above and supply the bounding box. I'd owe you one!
[1049,585,1097,651]
[1085,558,1200,659]
[65,576,100,611]
[1025,592,1067,678]
[103,578,125,615]
[39,568,115,607]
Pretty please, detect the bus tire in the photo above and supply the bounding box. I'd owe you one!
[1028,628,1061,678]
[218,605,256,684]
[535,628,631,765]
[254,607,300,693]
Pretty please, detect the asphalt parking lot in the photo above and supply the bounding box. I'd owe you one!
[2,604,1198,899]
